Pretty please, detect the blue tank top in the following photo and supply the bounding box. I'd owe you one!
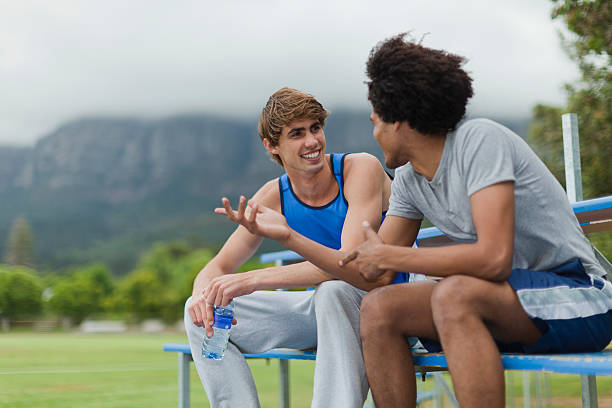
[279,153,409,284]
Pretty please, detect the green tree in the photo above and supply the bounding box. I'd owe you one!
[109,241,260,323]
[171,248,215,303]
[47,264,114,324]
[530,0,611,198]
[137,241,192,284]
[0,265,43,328]
[108,243,217,323]
[3,216,34,267]
[530,0,612,259]
[110,268,178,323]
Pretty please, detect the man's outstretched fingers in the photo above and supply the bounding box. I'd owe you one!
[247,201,258,224]
[237,196,246,219]
[222,197,237,221]
[214,207,227,215]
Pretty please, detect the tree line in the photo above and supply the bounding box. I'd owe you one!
[0,239,263,330]
[1,0,610,330]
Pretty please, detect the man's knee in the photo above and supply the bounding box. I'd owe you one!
[431,275,481,327]
[360,287,396,340]
[314,280,362,310]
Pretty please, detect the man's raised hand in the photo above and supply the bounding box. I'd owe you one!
[215,196,292,242]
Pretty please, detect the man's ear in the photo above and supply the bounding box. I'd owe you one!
[393,121,402,133]
[263,138,280,155]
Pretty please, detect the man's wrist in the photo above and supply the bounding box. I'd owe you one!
[242,270,261,292]
[279,228,294,247]
[379,244,404,271]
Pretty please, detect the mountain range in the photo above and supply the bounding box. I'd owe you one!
[0,112,530,274]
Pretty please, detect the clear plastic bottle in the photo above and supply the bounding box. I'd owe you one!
[202,301,235,360]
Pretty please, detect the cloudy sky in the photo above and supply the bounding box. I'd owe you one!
[0,0,578,146]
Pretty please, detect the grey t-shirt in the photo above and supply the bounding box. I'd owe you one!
[388,118,604,277]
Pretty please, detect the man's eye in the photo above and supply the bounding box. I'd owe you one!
[311,125,321,132]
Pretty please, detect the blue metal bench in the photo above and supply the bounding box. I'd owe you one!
[163,343,315,408]
[162,344,612,408]
[163,343,447,408]
[165,194,612,407]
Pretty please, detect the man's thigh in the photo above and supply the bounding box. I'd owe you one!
[362,280,438,340]
[434,275,542,345]
[230,290,318,353]
[431,266,612,353]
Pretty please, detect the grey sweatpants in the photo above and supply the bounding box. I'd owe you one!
[184,280,368,408]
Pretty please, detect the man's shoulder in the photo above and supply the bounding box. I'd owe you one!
[343,152,384,177]
[451,118,525,159]
[253,178,282,210]
[261,177,280,189]
[342,152,391,201]
[458,117,502,130]
[456,118,519,142]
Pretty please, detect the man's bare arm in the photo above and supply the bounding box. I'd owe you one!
[280,213,421,290]
[188,180,283,335]
[215,153,422,291]
[348,182,515,282]
[205,261,333,307]
[206,154,395,306]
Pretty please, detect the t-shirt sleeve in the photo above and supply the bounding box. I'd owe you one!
[459,121,516,197]
[387,167,424,220]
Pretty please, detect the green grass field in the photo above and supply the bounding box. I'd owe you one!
[0,331,315,408]
[0,332,610,408]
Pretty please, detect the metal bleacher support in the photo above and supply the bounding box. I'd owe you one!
[269,254,293,408]
[564,113,599,408]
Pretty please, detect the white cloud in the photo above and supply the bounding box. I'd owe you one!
[0,0,579,145]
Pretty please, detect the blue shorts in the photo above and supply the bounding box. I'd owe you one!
[420,259,612,354]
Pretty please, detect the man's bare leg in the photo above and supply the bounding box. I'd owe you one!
[431,275,542,408]
[360,281,438,408]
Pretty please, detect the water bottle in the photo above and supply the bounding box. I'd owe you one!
[202,301,235,360]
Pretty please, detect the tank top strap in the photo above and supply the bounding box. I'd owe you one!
[279,173,290,192]
[331,153,349,206]
[279,174,291,215]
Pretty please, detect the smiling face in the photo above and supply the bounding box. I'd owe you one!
[264,118,326,174]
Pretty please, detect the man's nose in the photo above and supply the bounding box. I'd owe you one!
[304,131,318,147]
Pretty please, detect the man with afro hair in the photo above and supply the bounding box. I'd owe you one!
[349,34,612,407]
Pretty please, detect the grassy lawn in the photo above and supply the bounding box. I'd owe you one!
[0,332,610,407]
[0,331,314,408]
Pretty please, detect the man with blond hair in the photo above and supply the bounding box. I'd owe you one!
[185,87,412,407]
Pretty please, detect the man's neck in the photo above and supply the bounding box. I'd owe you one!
[285,154,338,206]
[406,132,446,182]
